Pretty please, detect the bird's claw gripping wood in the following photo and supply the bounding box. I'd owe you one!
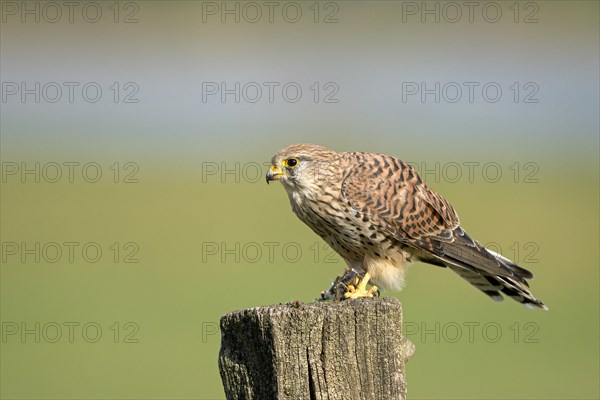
[319,270,379,301]
[344,272,379,299]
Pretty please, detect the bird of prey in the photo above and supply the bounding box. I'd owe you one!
[266,143,547,310]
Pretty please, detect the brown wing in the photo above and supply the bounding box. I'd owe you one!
[340,152,459,242]
[340,152,531,281]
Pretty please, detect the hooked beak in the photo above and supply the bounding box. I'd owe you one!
[266,165,284,184]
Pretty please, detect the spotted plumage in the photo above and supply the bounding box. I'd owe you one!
[266,143,547,310]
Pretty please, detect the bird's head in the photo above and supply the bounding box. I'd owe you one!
[266,144,339,192]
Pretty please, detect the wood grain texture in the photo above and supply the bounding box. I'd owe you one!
[219,297,415,400]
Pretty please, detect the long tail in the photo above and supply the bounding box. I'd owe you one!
[449,263,548,310]
[419,227,548,310]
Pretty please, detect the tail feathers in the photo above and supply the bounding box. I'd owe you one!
[485,248,533,281]
[416,226,547,309]
[450,265,548,310]
[493,275,548,310]
[428,227,533,284]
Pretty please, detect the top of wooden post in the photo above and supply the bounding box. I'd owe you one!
[219,297,415,400]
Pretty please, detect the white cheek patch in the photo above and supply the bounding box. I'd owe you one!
[292,164,305,178]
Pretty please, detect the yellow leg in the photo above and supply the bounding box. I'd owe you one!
[344,272,379,299]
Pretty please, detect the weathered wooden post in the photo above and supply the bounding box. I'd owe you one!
[218,297,415,400]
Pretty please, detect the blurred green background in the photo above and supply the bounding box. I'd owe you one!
[1,1,598,399]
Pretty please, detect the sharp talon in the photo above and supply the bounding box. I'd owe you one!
[343,273,377,300]
[321,270,376,302]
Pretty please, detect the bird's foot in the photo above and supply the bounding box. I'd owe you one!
[344,272,379,299]
[318,270,379,301]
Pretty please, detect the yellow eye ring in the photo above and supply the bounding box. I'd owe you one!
[283,158,299,168]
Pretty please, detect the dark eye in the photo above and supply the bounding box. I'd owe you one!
[284,158,299,168]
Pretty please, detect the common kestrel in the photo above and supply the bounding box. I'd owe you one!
[266,144,547,310]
